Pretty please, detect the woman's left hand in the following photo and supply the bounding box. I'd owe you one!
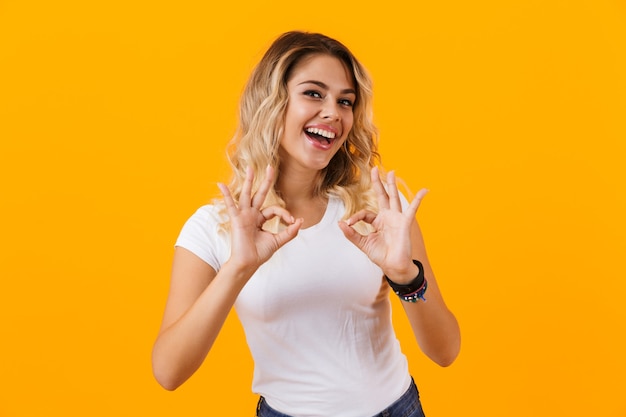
[338,167,428,284]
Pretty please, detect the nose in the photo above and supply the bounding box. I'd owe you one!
[320,99,340,121]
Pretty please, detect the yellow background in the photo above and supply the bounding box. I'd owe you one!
[1,0,625,415]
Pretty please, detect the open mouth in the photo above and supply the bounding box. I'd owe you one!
[305,127,336,146]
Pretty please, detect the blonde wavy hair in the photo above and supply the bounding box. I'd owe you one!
[224,31,383,219]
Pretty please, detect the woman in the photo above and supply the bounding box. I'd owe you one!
[152,31,460,417]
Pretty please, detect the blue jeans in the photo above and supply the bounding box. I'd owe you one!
[256,378,426,417]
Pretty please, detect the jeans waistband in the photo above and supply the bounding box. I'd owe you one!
[256,378,424,417]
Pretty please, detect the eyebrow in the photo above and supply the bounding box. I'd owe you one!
[298,80,356,95]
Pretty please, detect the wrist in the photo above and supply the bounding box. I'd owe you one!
[385,259,428,303]
[221,259,257,287]
[384,262,420,285]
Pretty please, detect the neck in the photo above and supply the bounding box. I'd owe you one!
[276,165,323,204]
[277,173,318,203]
[276,171,329,228]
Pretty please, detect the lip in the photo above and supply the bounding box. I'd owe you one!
[303,123,340,151]
[303,124,341,151]
[304,131,334,150]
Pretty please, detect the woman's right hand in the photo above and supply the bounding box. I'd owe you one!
[153,165,299,390]
[218,165,303,274]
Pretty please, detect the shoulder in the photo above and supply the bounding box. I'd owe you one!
[175,202,230,270]
[182,202,229,230]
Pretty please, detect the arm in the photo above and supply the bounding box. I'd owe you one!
[151,249,256,390]
[397,220,460,366]
[338,167,460,367]
[152,166,303,390]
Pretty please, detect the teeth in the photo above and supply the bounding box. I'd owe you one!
[306,127,336,139]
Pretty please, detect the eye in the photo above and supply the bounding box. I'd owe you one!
[304,90,323,99]
[338,98,354,108]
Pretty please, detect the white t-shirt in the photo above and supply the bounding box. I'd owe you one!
[175,196,412,417]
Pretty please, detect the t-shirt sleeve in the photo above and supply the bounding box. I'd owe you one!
[174,205,230,272]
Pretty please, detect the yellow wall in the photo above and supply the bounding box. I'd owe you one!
[1,1,625,415]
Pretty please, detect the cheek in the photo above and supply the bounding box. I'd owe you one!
[284,103,310,129]
[344,113,355,135]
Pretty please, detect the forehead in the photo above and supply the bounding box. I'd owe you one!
[288,54,355,90]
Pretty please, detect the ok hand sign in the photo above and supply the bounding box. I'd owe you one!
[218,166,303,273]
[338,167,428,283]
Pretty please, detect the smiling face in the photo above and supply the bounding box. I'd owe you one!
[278,54,356,175]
